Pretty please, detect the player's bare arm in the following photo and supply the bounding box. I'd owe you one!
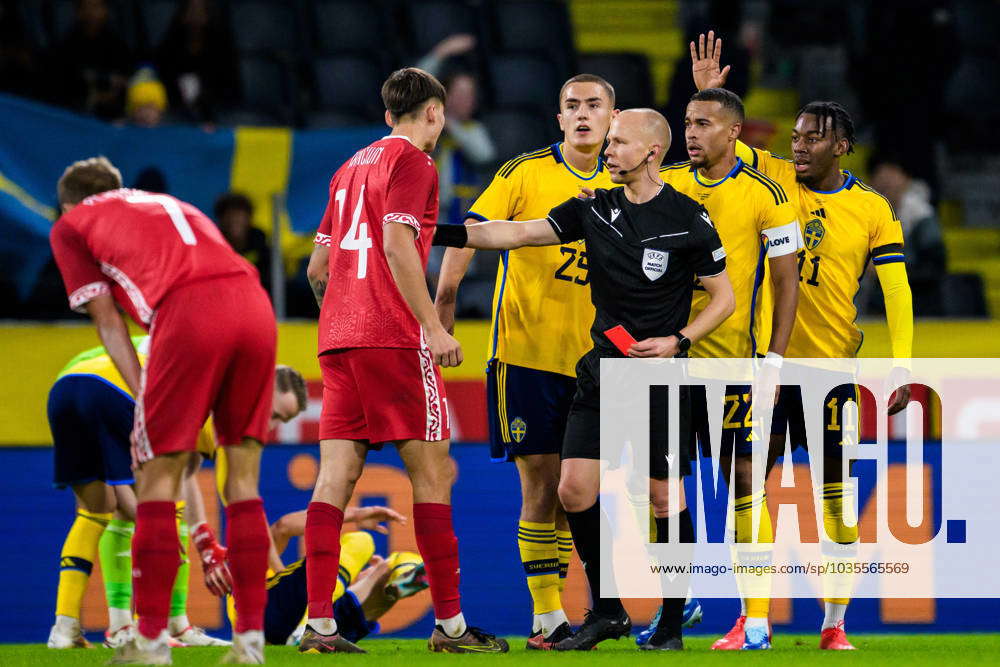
[306,245,330,310]
[84,293,142,395]
[383,222,464,367]
[767,252,799,356]
[433,219,479,334]
[690,30,731,92]
[628,270,735,358]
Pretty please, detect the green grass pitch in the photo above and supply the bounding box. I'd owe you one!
[3,635,1000,666]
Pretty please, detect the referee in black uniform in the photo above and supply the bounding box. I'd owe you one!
[434,109,735,650]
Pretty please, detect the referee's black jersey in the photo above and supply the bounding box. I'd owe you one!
[546,184,726,357]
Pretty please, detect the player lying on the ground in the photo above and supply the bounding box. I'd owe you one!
[689,30,913,652]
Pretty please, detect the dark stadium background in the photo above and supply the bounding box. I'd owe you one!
[1,0,998,644]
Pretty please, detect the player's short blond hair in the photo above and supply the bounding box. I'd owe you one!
[559,74,616,108]
[57,156,123,207]
[275,365,308,412]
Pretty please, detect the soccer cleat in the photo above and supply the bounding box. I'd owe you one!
[635,598,703,646]
[108,630,172,665]
[221,630,264,664]
[526,622,573,650]
[104,626,133,649]
[742,624,772,650]
[384,551,429,601]
[428,625,510,653]
[553,610,632,651]
[172,625,232,647]
[639,628,683,651]
[47,621,92,649]
[297,624,366,654]
[711,615,746,650]
[820,621,856,650]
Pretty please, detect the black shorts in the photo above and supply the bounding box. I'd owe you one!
[264,558,375,645]
[48,375,135,489]
[487,360,576,462]
[772,381,861,459]
[561,350,692,479]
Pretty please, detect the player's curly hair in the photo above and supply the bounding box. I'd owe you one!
[797,101,856,154]
[57,156,123,207]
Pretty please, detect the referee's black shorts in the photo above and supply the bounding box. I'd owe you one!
[561,349,692,479]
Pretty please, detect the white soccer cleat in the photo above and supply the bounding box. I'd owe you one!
[47,618,92,649]
[108,629,172,665]
[104,625,134,649]
[172,625,232,647]
[221,629,265,664]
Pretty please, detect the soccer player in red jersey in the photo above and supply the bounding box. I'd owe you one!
[299,68,508,654]
[49,157,277,664]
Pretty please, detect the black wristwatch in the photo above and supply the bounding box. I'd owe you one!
[673,333,691,355]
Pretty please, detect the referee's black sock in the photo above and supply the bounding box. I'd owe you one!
[654,508,694,636]
[566,501,625,618]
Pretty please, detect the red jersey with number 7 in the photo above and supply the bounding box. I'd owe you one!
[314,135,439,352]
[50,189,255,326]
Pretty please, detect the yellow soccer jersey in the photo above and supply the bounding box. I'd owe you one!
[737,144,904,358]
[659,158,800,358]
[468,143,616,377]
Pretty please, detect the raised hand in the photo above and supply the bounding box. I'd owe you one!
[690,30,731,91]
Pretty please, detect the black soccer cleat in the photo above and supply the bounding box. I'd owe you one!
[553,610,631,651]
[639,628,684,651]
[526,622,574,650]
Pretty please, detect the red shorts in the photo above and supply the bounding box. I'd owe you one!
[319,347,450,443]
[133,275,277,463]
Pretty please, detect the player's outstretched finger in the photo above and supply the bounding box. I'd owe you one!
[689,40,697,62]
[707,30,716,57]
[698,32,706,59]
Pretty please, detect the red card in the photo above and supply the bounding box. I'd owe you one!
[604,325,637,356]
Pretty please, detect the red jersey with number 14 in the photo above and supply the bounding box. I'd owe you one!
[50,189,255,326]
[315,135,439,352]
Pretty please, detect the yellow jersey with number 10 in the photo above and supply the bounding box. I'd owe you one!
[659,159,800,358]
[468,143,615,377]
[737,144,904,358]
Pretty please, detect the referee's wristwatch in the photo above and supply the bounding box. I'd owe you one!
[672,333,691,355]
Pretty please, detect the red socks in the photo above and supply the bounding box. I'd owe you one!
[226,498,270,633]
[133,501,180,640]
[305,501,345,619]
[414,503,462,619]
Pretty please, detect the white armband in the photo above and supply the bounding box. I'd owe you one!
[762,221,801,258]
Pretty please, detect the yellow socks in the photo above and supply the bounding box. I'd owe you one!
[518,521,562,616]
[821,482,858,625]
[734,492,773,620]
[56,509,111,620]
[556,528,572,593]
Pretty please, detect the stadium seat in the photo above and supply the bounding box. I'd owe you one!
[577,52,654,109]
[15,0,50,49]
[303,110,374,129]
[487,54,560,113]
[311,55,386,122]
[137,0,180,51]
[405,0,482,58]
[229,0,301,55]
[235,54,296,125]
[482,109,555,165]
[311,0,394,65]
[49,0,140,52]
[490,0,575,81]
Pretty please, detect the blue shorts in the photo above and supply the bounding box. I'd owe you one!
[772,382,861,459]
[264,559,375,645]
[48,375,135,489]
[487,360,576,462]
[689,384,755,458]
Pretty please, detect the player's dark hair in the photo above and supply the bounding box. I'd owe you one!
[213,192,254,220]
[275,365,308,413]
[57,156,123,207]
[381,67,447,122]
[689,88,745,123]
[560,74,616,107]
[797,101,856,154]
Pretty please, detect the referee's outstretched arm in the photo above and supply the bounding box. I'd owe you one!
[432,218,559,250]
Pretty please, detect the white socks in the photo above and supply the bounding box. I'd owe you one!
[108,608,132,633]
[822,602,847,630]
[438,612,467,638]
[533,609,569,636]
[745,616,769,630]
[168,614,190,635]
[54,615,79,632]
[307,617,338,635]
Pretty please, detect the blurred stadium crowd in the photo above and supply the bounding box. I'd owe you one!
[1,0,998,321]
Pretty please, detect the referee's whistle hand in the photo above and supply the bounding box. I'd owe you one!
[628,336,679,358]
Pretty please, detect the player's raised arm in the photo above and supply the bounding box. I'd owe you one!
[691,30,731,92]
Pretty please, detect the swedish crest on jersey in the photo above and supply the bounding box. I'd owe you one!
[642,248,669,281]
[804,218,825,250]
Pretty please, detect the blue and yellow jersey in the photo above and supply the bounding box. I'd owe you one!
[57,336,217,454]
[737,144,905,358]
[659,158,800,358]
[468,143,616,377]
